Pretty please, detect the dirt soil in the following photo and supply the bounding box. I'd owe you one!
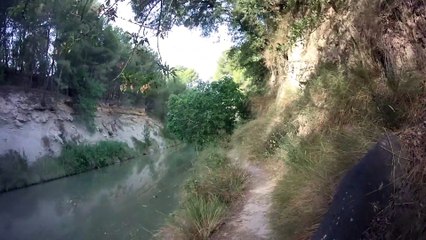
[212,150,281,240]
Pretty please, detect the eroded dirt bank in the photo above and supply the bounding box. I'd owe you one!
[0,87,163,162]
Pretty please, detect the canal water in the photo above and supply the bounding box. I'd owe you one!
[0,146,196,240]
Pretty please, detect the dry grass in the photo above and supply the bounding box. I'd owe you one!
[155,144,248,240]
[363,97,426,239]
[232,0,426,238]
[157,50,424,239]
[257,63,423,239]
[270,128,380,239]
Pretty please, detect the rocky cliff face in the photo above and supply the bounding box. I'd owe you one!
[0,87,163,162]
[265,0,426,107]
[262,1,426,238]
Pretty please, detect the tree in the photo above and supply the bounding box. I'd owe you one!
[166,77,247,145]
[0,0,168,128]
[173,66,200,84]
[130,0,232,36]
[214,50,244,83]
[129,0,271,89]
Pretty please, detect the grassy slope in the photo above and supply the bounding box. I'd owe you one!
[254,64,423,239]
[261,1,426,238]
[156,60,422,239]
[157,2,426,236]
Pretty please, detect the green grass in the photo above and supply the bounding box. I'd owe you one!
[0,141,137,192]
[58,141,135,173]
[183,196,226,239]
[156,143,247,240]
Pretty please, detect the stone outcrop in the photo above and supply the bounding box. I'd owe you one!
[266,0,426,107]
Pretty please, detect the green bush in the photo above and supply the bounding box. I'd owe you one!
[75,79,105,132]
[0,141,135,193]
[131,134,152,154]
[30,157,66,182]
[167,77,248,145]
[59,141,134,173]
[134,76,188,121]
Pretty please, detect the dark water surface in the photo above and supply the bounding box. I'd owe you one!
[0,146,195,240]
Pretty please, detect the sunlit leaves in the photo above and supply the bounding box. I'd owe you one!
[166,77,247,145]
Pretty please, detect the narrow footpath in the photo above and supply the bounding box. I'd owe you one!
[212,150,280,240]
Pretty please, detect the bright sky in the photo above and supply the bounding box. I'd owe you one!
[111,1,233,81]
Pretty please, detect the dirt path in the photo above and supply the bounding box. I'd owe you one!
[212,150,279,240]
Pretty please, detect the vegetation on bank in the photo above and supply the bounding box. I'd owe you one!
[0,0,202,129]
[156,143,247,239]
[230,62,423,239]
[152,74,250,239]
[0,141,140,192]
[167,77,248,145]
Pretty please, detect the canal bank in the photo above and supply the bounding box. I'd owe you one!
[0,146,195,240]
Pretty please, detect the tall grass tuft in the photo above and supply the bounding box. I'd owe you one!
[184,196,226,239]
[270,128,379,238]
[156,144,247,240]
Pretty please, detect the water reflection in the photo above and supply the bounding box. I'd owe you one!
[0,146,195,240]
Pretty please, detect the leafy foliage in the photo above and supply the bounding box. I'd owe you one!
[130,0,231,36]
[0,0,171,127]
[59,141,134,173]
[215,51,244,83]
[173,66,200,84]
[129,0,272,88]
[167,77,247,145]
[217,46,268,92]
[128,0,344,91]
[0,0,342,128]
[0,141,137,192]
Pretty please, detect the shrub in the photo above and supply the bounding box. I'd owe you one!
[0,141,135,192]
[167,77,248,145]
[131,131,152,154]
[59,141,134,173]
